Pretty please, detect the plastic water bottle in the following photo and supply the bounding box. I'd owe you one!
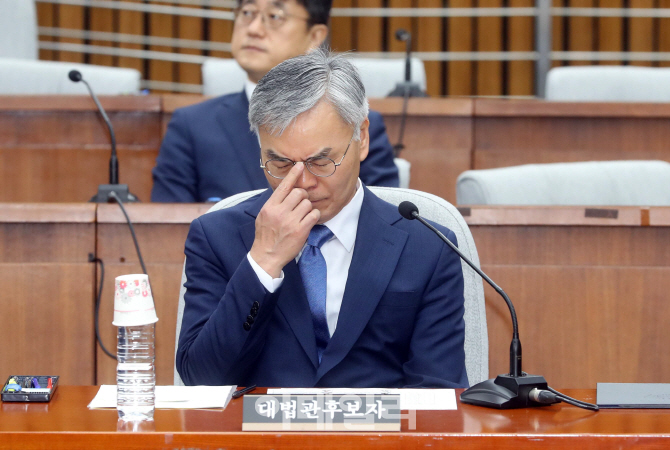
[117,323,156,421]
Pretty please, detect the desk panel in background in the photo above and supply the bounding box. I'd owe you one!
[87,204,670,389]
[466,206,670,388]
[0,204,96,385]
[0,96,161,203]
[5,96,670,205]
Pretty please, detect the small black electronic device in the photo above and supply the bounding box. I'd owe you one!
[1,375,59,402]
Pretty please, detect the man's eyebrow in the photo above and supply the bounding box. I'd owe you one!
[309,148,333,159]
[265,149,288,160]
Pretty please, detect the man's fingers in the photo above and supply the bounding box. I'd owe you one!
[300,208,321,229]
[269,162,303,203]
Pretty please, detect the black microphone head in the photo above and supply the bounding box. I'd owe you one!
[398,201,419,220]
[68,70,83,82]
[395,28,410,42]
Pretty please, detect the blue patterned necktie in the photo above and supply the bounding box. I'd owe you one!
[299,224,334,364]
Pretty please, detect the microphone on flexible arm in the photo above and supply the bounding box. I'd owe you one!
[398,201,598,411]
[68,70,138,203]
[387,29,427,157]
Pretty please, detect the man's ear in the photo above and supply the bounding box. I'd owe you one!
[308,24,329,49]
[358,118,370,162]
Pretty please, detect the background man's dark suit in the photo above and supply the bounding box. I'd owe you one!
[176,186,469,388]
[151,92,399,202]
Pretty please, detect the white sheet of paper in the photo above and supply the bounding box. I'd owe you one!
[266,388,457,410]
[88,385,236,410]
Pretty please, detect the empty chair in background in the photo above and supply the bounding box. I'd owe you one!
[456,160,670,206]
[545,66,670,102]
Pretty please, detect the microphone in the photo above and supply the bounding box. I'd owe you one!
[68,70,138,203]
[387,29,427,100]
[398,201,557,409]
[387,29,427,157]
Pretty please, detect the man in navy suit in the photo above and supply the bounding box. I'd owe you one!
[151,0,398,203]
[177,50,468,388]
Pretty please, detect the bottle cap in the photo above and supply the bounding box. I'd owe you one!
[112,274,159,326]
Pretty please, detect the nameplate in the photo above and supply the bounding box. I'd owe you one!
[242,394,401,431]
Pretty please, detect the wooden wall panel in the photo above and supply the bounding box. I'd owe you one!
[388,0,413,54]
[355,0,383,51]
[629,0,654,67]
[598,0,623,65]
[209,12,234,59]
[149,5,176,92]
[417,0,443,97]
[331,0,354,51]
[568,0,595,65]
[476,0,504,95]
[36,3,56,61]
[57,4,85,63]
[660,0,670,68]
[448,0,475,95]
[178,13,204,86]
[89,5,115,66]
[118,0,145,73]
[507,0,534,95]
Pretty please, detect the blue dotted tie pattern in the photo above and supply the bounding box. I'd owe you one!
[298,225,334,364]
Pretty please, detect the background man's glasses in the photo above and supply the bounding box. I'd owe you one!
[261,133,356,179]
[234,6,308,30]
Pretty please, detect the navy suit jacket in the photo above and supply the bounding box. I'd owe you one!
[176,187,469,388]
[151,91,399,202]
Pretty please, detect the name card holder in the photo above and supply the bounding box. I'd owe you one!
[242,394,401,432]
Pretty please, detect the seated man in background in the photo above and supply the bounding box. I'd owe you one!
[151,0,399,203]
[176,49,468,388]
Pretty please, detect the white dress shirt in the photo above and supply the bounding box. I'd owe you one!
[247,180,365,336]
[244,79,256,102]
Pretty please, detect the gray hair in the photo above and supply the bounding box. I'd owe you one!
[248,48,369,141]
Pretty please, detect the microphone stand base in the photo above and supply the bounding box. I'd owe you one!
[387,82,428,97]
[90,184,139,203]
[460,373,558,409]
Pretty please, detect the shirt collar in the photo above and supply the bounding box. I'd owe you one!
[244,78,257,102]
[322,179,364,253]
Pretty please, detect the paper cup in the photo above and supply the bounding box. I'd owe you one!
[112,274,159,326]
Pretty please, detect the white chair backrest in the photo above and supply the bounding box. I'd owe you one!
[0,59,141,95]
[0,0,38,60]
[546,66,670,102]
[201,58,248,96]
[456,160,670,205]
[350,57,426,98]
[201,57,427,99]
[394,157,411,189]
[175,187,488,386]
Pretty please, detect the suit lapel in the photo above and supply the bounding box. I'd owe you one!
[316,189,408,383]
[217,92,268,189]
[241,192,319,369]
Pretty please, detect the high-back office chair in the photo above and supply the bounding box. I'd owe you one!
[0,0,141,94]
[175,187,488,386]
[201,57,427,99]
[349,57,426,98]
[456,160,670,205]
[545,66,670,102]
[0,0,38,59]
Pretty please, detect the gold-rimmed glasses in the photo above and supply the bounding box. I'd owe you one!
[260,131,356,179]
